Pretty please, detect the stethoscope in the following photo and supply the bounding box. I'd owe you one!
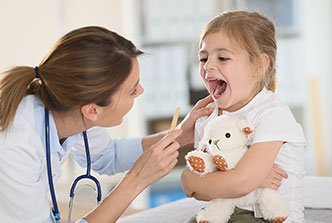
[44,108,102,222]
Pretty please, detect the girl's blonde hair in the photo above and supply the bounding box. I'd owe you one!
[200,10,277,92]
[0,26,143,131]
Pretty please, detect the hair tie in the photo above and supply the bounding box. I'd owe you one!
[34,66,40,79]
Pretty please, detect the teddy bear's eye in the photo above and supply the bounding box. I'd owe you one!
[225,133,231,138]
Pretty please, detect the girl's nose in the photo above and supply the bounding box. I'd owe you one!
[203,64,218,80]
[203,58,217,72]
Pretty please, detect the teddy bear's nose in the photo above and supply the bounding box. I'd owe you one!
[208,139,212,145]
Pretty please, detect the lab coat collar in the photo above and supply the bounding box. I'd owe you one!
[34,97,83,162]
[33,97,65,157]
[48,112,66,157]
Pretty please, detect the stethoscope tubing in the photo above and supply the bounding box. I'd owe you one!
[45,108,61,221]
[44,108,102,222]
[69,131,102,202]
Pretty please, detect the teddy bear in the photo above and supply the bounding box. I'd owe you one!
[185,115,288,223]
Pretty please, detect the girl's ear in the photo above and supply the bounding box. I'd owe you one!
[260,53,270,75]
[80,104,99,122]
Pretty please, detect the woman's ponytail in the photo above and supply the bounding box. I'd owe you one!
[0,66,36,131]
[1,26,144,132]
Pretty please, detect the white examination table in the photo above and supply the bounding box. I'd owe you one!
[118,176,332,223]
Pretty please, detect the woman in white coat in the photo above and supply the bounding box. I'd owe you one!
[0,26,214,223]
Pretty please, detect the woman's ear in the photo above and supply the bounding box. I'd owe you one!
[80,104,99,122]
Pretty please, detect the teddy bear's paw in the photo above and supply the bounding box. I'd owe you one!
[270,217,287,223]
[196,200,233,223]
[188,156,205,173]
[199,221,209,223]
[212,155,228,171]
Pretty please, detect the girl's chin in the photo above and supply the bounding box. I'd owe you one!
[214,98,229,110]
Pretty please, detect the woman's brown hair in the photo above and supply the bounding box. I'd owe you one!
[0,26,143,131]
[200,10,277,92]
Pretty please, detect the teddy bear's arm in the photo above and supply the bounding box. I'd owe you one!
[185,150,217,176]
[212,155,228,171]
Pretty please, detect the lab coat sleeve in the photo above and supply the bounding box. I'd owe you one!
[70,127,144,175]
[0,130,50,223]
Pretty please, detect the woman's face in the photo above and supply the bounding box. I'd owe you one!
[97,58,144,126]
[199,29,262,112]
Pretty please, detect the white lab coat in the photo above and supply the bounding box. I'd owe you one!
[0,95,143,223]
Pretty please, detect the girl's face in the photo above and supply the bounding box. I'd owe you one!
[97,58,144,126]
[199,30,262,112]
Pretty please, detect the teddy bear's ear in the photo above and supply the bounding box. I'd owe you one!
[236,117,254,136]
[242,127,253,136]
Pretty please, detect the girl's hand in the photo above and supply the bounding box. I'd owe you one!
[128,129,182,189]
[177,96,214,146]
[260,164,288,190]
[181,168,195,197]
[181,168,212,201]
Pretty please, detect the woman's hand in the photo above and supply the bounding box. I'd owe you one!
[177,96,214,146]
[260,164,288,190]
[129,129,182,189]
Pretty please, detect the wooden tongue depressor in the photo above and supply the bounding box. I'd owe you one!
[169,107,180,132]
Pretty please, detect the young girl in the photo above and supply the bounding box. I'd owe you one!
[181,11,305,223]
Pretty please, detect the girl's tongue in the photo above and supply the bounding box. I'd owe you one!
[210,79,227,99]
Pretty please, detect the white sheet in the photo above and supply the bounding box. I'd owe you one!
[118,176,332,222]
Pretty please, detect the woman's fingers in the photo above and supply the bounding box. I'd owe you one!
[162,146,179,165]
[155,129,182,151]
[189,96,214,120]
[190,106,214,120]
[193,95,213,109]
[167,158,178,172]
[139,133,180,180]
[152,142,179,173]
[176,96,214,146]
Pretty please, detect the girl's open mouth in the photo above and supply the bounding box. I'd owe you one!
[208,78,227,99]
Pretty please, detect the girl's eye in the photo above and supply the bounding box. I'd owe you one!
[218,57,230,62]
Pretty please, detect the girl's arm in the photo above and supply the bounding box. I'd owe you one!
[181,141,283,199]
[84,129,181,223]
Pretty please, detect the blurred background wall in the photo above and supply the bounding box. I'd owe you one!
[0,0,331,221]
